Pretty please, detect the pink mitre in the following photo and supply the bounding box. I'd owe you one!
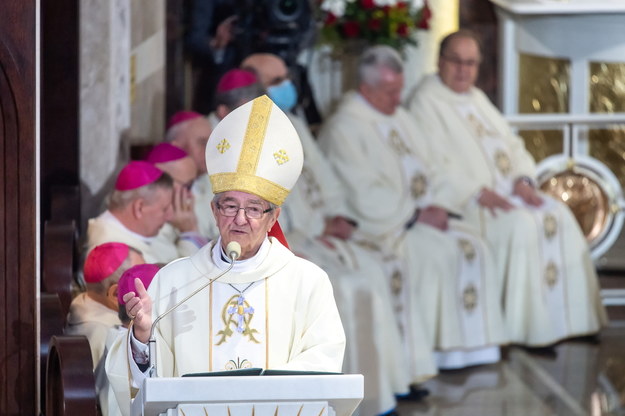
[115,161,163,191]
[216,69,257,93]
[145,143,188,164]
[117,263,161,305]
[84,242,130,283]
[166,110,203,130]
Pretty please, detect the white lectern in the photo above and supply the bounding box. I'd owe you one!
[131,374,364,416]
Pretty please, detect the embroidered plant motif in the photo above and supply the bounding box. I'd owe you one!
[301,166,324,209]
[216,294,260,345]
[494,150,511,176]
[410,173,427,199]
[224,357,253,370]
[389,129,411,155]
[391,269,403,296]
[544,214,558,240]
[545,261,558,288]
[463,284,478,312]
[458,239,476,262]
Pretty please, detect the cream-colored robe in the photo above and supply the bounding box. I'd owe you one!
[86,210,179,265]
[318,92,507,372]
[407,74,607,346]
[106,237,345,414]
[282,114,410,415]
[192,173,218,240]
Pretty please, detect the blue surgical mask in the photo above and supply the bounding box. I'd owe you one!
[268,79,298,112]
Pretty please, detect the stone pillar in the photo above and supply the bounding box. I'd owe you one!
[79,0,165,225]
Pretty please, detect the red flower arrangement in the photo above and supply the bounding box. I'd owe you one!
[318,0,431,53]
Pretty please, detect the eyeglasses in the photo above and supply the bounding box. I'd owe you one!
[441,54,481,68]
[216,203,273,219]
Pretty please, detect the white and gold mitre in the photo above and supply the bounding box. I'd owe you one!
[205,95,303,206]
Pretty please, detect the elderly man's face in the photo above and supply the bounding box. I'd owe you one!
[138,187,174,237]
[438,36,481,94]
[360,67,404,115]
[173,118,211,175]
[211,191,279,260]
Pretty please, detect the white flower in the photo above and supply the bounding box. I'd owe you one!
[373,0,398,6]
[410,0,425,9]
[320,0,347,17]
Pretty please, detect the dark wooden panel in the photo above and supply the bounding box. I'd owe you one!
[0,1,37,414]
[40,0,80,228]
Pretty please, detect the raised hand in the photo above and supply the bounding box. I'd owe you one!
[124,278,153,343]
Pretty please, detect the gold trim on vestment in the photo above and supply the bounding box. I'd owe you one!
[239,95,273,175]
[210,172,289,206]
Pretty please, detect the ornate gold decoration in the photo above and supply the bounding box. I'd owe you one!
[238,95,272,174]
[589,62,625,113]
[224,357,253,370]
[217,139,231,154]
[462,284,478,312]
[458,239,476,262]
[210,172,290,206]
[410,173,427,199]
[494,150,511,176]
[388,129,411,155]
[540,170,610,242]
[543,214,558,240]
[545,262,558,288]
[467,114,487,138]
[273,149,289,165]
[391,269,403,296]
[518,53,570,114]
[216,294,260,345]
[300,166,324,209]
[589,128,625,189]
[518,130,564,163]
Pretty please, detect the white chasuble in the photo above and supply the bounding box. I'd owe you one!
[408,74,607,346]
[210,280,267,371]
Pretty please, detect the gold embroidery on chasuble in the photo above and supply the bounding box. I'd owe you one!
[300,166,324,209]
[543,214,558,240]
[494,150,511,176]
[462,284,478,312]
[410,174,428,200]
[467,113,487,138]
[388,129,412,155]
[458,239,476,262]
[216,294,261,345]
[545,262,559,288]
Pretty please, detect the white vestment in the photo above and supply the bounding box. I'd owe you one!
[86,210,179,264]
[192,173,218,240]
[408,74,608,346]
[106,237,345,415]
[318,92,507,372]
[281,114,411,414]
[65,293,122,369]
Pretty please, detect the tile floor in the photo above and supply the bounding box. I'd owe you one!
[396,322,625,415]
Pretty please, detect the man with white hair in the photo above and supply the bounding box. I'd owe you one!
[106,96,346,415]
[318,45,508,377]
[407,30,607,347]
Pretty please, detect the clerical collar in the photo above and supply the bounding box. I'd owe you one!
[211,236,271,273]
[102,210,155,244]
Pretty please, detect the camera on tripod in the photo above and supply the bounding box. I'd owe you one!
[235,0,314,67]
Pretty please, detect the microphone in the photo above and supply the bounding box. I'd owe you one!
[147,241,241,377]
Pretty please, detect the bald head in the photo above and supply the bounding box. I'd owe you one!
[155,156,197,190]
[241,53,289,89]
[166,117,212,175]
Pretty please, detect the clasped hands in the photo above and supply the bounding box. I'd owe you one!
[478,180,543,216]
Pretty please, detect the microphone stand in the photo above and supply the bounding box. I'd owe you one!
[147,244,240,378]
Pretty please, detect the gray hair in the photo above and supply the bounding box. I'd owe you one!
[108,172,174,211]
[165,120,188,143]
[357,45,404,87]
